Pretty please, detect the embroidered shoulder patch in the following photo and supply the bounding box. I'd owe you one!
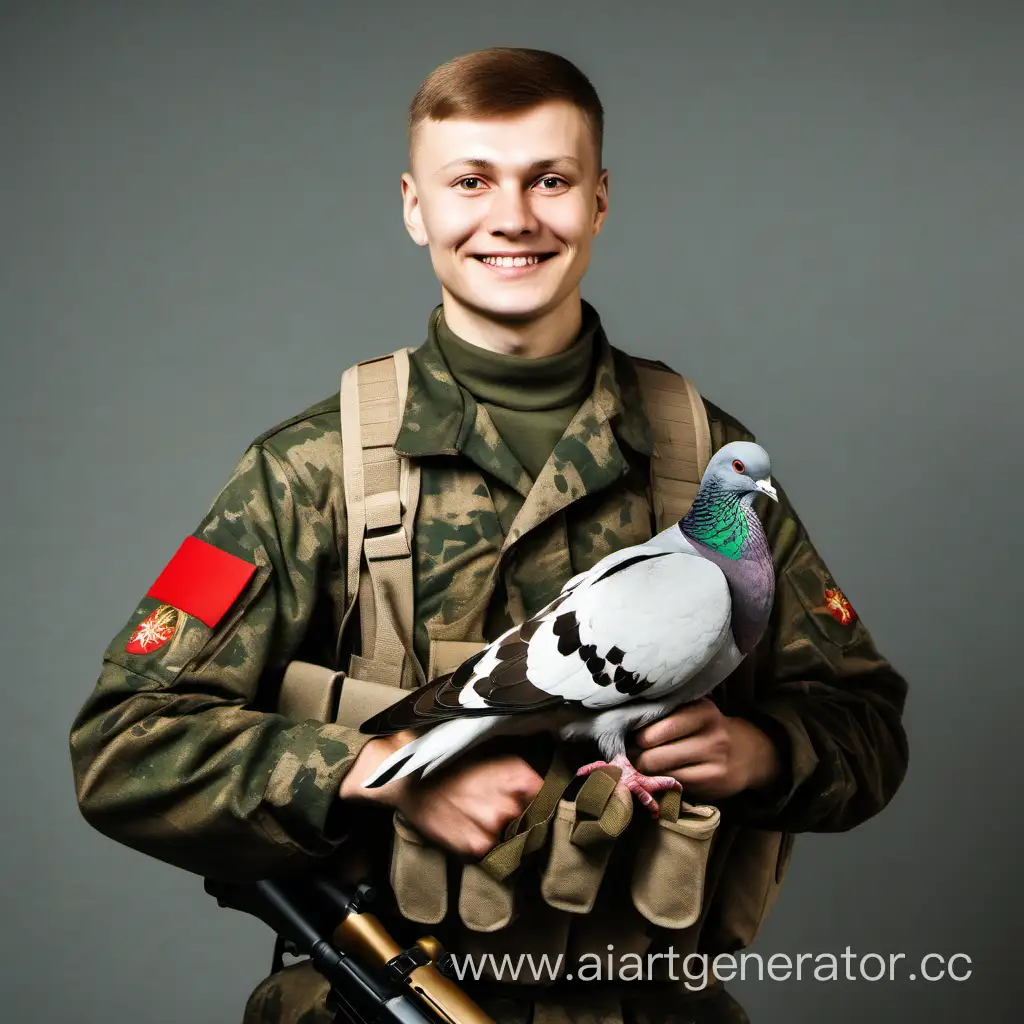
[125,604,179,654]
[784,562,864,653]
[145,535,257,628]
[823,586,856,625]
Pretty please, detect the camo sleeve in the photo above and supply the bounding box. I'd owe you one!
[69,420,375,880]
[706,403,910,833]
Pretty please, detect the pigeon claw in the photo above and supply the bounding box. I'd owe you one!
[575,755,682,819]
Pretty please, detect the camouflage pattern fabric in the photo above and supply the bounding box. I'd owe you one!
[69,302,909,1020]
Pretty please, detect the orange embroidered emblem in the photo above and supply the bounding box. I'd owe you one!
[125,605,179,654]
[823,587,856,625]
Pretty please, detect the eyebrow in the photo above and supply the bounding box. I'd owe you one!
[437,156,584,175]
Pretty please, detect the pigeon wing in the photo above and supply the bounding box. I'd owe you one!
[359,549,731,735]
[357,598,572,736]
[521,550,734,708]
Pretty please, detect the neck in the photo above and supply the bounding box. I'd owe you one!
[440,287,583,357]
[678,485,775,654]
[680,482,752,561]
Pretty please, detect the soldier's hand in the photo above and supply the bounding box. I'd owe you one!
[342,735,544,858]
[632,698,782,801]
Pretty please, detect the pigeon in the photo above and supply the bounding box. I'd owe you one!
[359,440,778,815]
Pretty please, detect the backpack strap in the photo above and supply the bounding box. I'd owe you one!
[630,358,712,531]
[338,349,422,690]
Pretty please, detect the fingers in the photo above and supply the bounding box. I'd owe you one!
[664,762,731,801]
[674,761,725,785]
[635,698,716,749]
[422,818,496,860]
[469,753,544,802]
[634,736,706,776]
[478,794,521,835]
[457,824,501,860]
[433,796,520,859]
[636,717,730,772]
[506,762,545,801]
[398,754,542,859]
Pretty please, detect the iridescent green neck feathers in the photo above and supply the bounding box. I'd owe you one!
[679,481,750,560]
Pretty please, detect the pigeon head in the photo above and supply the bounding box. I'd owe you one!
[702,441,777,506]
[677,441,778,562]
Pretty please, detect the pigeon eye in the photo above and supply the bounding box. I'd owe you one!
[732,459,745,473]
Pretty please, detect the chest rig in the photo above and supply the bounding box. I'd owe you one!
[278,348,791,977]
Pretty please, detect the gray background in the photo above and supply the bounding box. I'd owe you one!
[3,1,1021,1021]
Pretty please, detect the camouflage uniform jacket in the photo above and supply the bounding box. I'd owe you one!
[69,304,909,1013]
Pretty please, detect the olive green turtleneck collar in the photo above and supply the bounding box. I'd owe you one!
[434,306,597,412]
[431,304,598,481]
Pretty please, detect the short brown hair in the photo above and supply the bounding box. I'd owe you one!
[407,48,604,168]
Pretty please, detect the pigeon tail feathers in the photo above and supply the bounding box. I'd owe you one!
[360,716,497,788]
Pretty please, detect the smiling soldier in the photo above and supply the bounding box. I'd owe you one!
[69,48,909,1024]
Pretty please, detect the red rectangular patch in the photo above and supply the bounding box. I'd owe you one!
[147,536,257,628]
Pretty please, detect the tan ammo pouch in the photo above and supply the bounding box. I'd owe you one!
[386,748,573,932]
[537,770,721,928]
[630,788,721,930]
[277,661,407,728]
[389,810,449,924]
[540,765,633,914]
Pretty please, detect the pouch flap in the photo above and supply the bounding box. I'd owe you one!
[389,812,448,925]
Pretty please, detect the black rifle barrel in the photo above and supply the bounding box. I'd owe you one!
[205,876,434,1024]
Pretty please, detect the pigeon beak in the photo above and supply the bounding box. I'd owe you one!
[754,477,778,502]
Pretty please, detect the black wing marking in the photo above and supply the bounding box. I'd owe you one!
[593,550,671,583]
[472,637,564,711]
[359,624,561,735]
[551,608,654,697]
[359,552,666,735]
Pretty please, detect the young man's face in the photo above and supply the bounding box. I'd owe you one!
[402,100,609,326]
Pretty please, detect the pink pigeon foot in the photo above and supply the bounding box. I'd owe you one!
[576,754,683,818]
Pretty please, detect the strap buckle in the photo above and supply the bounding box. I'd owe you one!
[363,524,411,561]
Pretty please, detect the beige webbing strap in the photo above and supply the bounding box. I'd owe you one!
[632,363,713,531]
[477,748,574,882]
[568,768,634,847]
[656,786,682,823]
[457,749,575,932]
[538,767,633,915]
[340,350,421,690]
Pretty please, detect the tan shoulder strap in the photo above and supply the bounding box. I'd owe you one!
[338,349,422,690]
[631,360,712,531]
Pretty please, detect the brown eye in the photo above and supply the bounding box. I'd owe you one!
[732,459,745,473]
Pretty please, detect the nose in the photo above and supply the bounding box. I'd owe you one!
[486,183,539,238]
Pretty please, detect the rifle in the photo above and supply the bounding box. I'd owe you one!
[205,872,494,1024]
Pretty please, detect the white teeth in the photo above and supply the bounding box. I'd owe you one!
[480,255,544,267]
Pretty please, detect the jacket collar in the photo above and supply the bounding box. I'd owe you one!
[394,301,654,464]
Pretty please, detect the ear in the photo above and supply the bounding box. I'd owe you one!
[401,173,429,247]
[592,168,610,236]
